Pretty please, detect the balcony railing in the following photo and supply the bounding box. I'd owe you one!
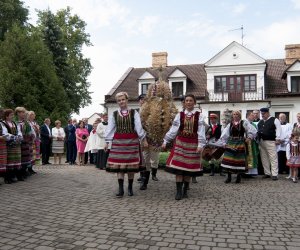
[205,86,264,102]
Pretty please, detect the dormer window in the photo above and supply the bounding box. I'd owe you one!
[291,76,300,92]
[138,71,155,95]
[172,82,184,97]
[141,83,150,95]
[168,68,187,97]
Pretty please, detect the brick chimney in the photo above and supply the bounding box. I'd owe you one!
[285,44,300,65]
[152,52,168,68]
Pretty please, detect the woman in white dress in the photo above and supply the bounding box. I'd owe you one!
[52,120,65,164]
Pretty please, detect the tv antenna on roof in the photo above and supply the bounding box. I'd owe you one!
[229,25,244,45]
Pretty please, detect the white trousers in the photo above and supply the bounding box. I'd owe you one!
[143,149,159,171]
[259,140,278,176]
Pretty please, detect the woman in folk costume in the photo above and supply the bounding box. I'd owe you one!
[16,107,34,180]
[286,127,300,183]
[162,94,206,200]
[96,113,110,169]
[104,92,148,197]
[0,109,8,182]
[218,110,257,184]
[2,109,23,183]
[52,120,66,165]
[28,111,40,170]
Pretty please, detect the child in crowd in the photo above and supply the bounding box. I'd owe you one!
[286,128,300,183]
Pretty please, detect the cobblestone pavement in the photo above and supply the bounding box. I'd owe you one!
[0,164,299,250]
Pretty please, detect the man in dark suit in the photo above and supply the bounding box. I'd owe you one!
[40,118,52,165]
[206,113,224,176]
[83,118,93,164]
[64,119,72,163]
[67,120,77,165]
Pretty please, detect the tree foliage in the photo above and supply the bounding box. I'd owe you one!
[37,7,92,114]
[0,0,28,40]
[0,3,93,122]
[0,25,70,124]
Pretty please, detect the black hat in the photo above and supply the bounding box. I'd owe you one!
[260,107,269,112]
[138,94,146,100]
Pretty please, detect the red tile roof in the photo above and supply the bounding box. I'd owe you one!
[105,64,206,102]
[105,59,294,102]
[265,59,289,97]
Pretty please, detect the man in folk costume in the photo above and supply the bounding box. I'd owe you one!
[257,108,282,180]
[104,92,148,197]
[252,109,261,124]
[16,107,34,180]
[139,80,178,190]
[206,113,225,176]
[137,94,146,182]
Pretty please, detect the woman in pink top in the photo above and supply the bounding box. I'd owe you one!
[76,120,89,165]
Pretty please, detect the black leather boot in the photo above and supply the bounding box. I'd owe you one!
[175,182,183,200]
[137,172,143,182]
[28,167,37,175]
[140,171,150,190]
[151,168,158,181]
[192,176,197,183]
[225,173,232,183]
[219,167,225,176]
[116,179,124,197]
[183,182,189,198]
[235,173,241,183]
[209,164,215,176]
[16,169,24,181]
[128,179,134,196]
[4,172,12,184]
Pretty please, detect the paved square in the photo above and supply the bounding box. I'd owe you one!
[0,164,299,250]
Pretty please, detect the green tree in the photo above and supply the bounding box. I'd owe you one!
[0,25,70,124]
[0,0,28,40]
[37,7,92,114]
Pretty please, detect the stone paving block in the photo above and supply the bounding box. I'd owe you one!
[34,247,55,250]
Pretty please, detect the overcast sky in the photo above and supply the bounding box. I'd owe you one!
[24,0,300,118]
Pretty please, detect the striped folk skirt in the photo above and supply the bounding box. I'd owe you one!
[7,144,21,170]
[106,133,145,173]
[221,137,247,173]
[0,139,7,173]
[165,136,203,177]
[52,140,64,154]
[287,156,300,168]
[21,141,32,168]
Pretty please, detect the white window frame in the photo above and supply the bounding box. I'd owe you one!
[169,79,186,97]
[287,73,300,92]
[168,69,187,97]
[138,80,155,95]
[138,71,155,95]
